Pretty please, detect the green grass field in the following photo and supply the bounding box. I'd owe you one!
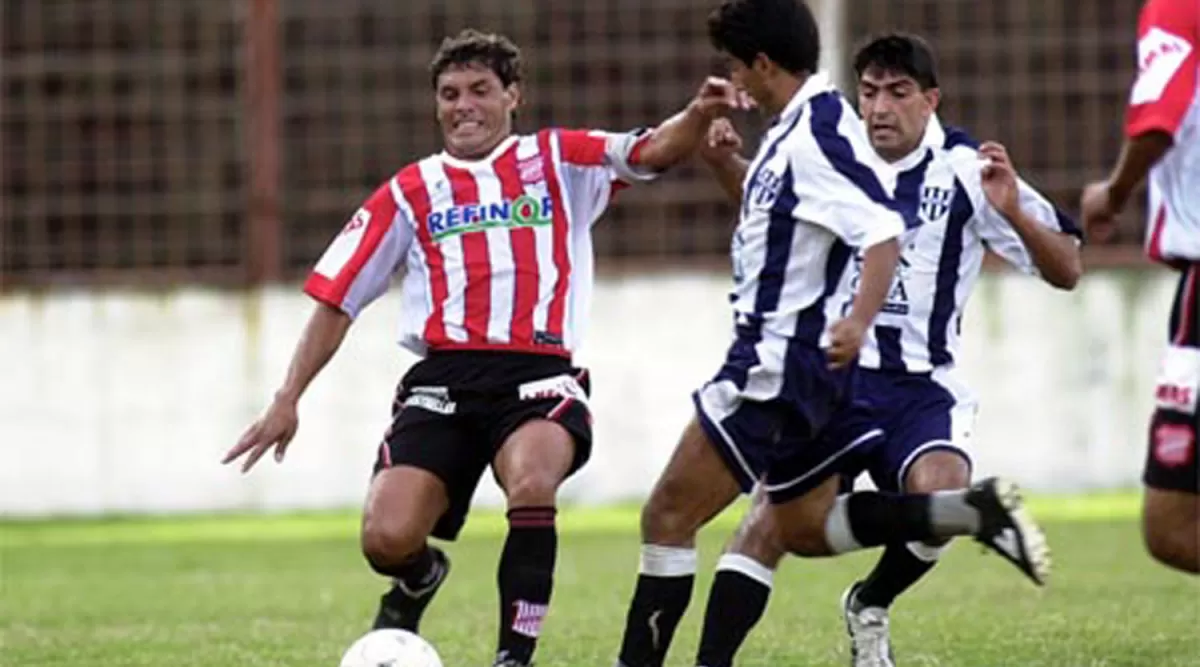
[3,493,1198,667]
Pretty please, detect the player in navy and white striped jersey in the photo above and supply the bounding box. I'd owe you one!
[676,33,1083,667]
[614,7,1054,667]
[220,29,746,667]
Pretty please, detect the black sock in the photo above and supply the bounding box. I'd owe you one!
[617,545,697,667]
[854,542,941,609]
[695,555,773,667]
[824,491,980,554]
[496,506,557,665]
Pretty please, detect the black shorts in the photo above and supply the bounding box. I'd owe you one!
[373,350,593,540]
[1144,263,1199,494]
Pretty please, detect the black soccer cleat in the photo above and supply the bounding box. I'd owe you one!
[966,477,1051,586]
[371,545,451,632]
[492,650,533,667]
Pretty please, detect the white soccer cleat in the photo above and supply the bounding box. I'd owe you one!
[840,584,896,667]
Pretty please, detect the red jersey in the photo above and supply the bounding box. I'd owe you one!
[1127,0,1200,264]
[304,128,656,357]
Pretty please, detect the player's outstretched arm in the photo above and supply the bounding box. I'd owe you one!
[632,77,744,171]
[222,303,352,473]
[978,142,1082,290]
[826,238,901,369]
[1080,130,1174,241]
[699,118,750,205]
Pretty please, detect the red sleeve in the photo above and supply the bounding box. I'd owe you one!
[1126,0,1198,139]
[303,179,407,316]
[553,129,609,166]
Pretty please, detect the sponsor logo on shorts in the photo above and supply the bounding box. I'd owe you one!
[518,374,588,407]
[1154,346,1200,415]
[1154,423,1195,467]
[403,386,456,415]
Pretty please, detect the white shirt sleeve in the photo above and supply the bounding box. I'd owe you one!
[303,178,414,318]
[951,148,1082,274]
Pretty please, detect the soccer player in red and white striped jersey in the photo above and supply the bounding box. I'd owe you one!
[221,29,744,665]
[1081,0,1199,575]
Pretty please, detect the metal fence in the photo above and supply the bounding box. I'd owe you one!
[0,0,1147,287]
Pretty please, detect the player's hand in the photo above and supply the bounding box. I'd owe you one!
[689,77,747,119]
[1079,180,1119,243]
[699,118,744,163]
[979,142,1020,220]
[825,317,868,370]
[222,395,299,473]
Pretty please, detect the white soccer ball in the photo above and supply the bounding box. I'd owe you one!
[338,629,443,667]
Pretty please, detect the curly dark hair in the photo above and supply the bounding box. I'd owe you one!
[429,29,523,89]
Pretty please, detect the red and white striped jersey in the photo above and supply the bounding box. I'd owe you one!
[303,128,656,358]
[1127,0,1200,264]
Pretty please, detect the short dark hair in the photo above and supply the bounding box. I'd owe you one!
[707,0,820,75]
[853,33,939,89]
[429,29,523,89]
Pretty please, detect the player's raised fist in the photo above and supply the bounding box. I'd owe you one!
[1079,181,1119,243]
[825,317,868,370]
[690,76,744,118]
[979,142,1020,220]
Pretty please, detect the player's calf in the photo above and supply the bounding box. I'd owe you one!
[491,419,576,667]
[852,449,970,611]
[693,488,785,667]
[1142,401,1200,575]
[766,476,1050,586]
[362,466,454,633]
[617,417,742,667]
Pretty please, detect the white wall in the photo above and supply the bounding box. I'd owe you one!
[0,268,1177,517]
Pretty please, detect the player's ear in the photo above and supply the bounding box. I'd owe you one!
[751,53,772,76]
[504,83,521,114]
[924,87,941,113]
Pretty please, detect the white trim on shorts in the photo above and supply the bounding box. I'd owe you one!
[763,428,884,496]
[695,380,759,485]
[888,365,979,490]
[895,439,971,490]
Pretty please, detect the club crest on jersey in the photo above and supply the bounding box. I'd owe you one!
[426,194,554,241]
[746,168,783,208]
[518,157,544,184]
[919,186,953,222]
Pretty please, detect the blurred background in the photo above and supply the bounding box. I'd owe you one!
[0,0,1170,516]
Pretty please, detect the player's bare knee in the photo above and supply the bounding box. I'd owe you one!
[639,483,693,545]
[494,420,574,509]
[503,468,562,508]
[1142,494,1200,574]
[904,450,971,494]
[1143,523,1200,574]
[361,516,427,573]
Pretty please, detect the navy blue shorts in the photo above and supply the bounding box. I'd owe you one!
[855,367,977,492]
[694,328,883,504]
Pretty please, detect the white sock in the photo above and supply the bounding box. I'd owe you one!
[639,544,698,577]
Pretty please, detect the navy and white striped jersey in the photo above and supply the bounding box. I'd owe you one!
[834,116,1083,373]
[730,73,912,348]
